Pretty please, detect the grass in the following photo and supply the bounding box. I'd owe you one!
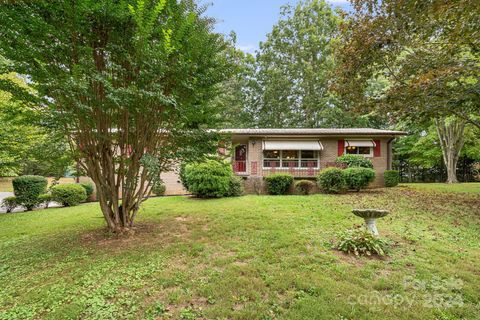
[0,184,479,319]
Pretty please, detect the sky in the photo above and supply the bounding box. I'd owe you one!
[204,0,352,54]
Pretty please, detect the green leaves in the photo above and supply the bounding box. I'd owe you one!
[0,0,230,229]
[337,228,390,256]
[335,0,480,128]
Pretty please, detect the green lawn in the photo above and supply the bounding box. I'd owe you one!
[1,185,479,319]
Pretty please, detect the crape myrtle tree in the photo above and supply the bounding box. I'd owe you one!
[0,0,231,232]
[334,0,480,183]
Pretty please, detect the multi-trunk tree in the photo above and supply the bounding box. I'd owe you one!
[335,0,480,183]
[0,0,230,232]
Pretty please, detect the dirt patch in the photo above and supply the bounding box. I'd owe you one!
[78,215,206,250]
[332,249,389,267]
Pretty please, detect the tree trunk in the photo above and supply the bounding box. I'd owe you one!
[434,117,466,184]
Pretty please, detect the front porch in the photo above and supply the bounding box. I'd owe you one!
[232,160,323,178]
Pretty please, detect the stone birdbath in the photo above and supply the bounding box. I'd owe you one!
[352,209,390,236]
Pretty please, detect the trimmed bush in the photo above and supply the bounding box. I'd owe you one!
[1,196,18,213]
[51,184,87,206]
[316,168,347,194]
[337,228,390,256]
[384,170,400,187]
[80,182,95,200]
[12,175,48,210]
[38,194,53,208]
[265,173,293,195]
[152,182,166,196]
[344,167,376,191]
[184,160,232,198]
[225,175,244,197]
[335,154,373,169]
[294,180,316,195]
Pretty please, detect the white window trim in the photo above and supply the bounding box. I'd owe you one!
[344,146,373,157]
[262,150,320,169]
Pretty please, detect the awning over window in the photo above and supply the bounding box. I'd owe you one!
[262,140,324,150]
[345,140,376,147]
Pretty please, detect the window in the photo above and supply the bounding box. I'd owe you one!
[281,150,298,167]
[345,146,373,156]
[300,150,318,167]
[263,150,319,168]
[263,150,280,168]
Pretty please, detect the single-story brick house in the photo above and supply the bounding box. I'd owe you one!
[162,128,407,195]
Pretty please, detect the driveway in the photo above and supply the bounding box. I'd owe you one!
[0,191,60,213]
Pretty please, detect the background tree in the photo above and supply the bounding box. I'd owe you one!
[215,0,384,129]
[255,0,341,127]
[0,0,230,232]
[0,72,73,177]
[212,34,260,128]
[395,122,480,182]
[335,0,480,183]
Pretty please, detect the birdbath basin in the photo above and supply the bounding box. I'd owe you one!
[352,209,390,236]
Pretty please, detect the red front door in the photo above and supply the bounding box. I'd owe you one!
[234,145,247,172]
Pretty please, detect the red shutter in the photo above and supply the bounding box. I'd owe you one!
[373,140,381,157]
[338,140,345,156]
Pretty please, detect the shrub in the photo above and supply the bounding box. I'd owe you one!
[12,175,48,210]
[38,194,53,208]
[335,154,373,169]
[316,168,347,194]
[1,196,18,213]
[51,184,87,206]
[384,170,400,187]
[184,160,232,198]
[152,182,166,196]
[225,175,244,197]
[343,167,376,191]
[80,182,95,200]
[265,173,294,195]
[294,180,316,195]
[337,228,390,256]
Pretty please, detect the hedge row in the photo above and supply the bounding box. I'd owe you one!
[2,176,95,212]
[262,169,399,195]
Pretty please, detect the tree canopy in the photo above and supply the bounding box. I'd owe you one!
[0,72,72,177]
[334,0,480,182]
[214,0,385,129]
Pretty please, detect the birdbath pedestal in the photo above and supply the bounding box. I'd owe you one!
[352,209,390,236]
